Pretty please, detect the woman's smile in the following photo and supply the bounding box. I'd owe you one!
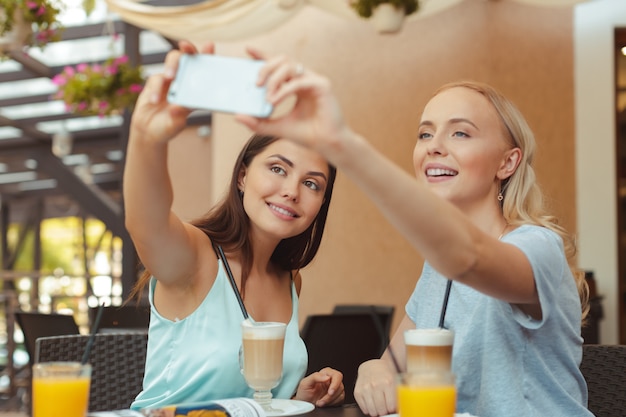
[268,202,299,219]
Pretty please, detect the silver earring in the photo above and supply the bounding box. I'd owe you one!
[497,191,503,201]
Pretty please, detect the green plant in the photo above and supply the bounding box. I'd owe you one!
[350,0,419,18]
[52,55,145,117]
[0,0,64,49]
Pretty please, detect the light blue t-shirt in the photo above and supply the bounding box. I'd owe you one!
[131,260,307,410]
[406,225,594,417]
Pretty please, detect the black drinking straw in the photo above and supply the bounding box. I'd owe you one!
[217,245,249,320]
[438,280,453,328]
[81,302,104,364]
[368,306,402,374]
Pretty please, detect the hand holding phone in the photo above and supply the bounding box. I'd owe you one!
[167,54,273,118]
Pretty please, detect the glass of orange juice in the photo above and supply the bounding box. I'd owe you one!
[397,371,456,417]
[32,362,91,417]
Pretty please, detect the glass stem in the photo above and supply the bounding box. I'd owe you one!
[253,390,273,409]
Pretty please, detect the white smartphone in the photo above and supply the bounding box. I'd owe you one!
[167,54,273,118]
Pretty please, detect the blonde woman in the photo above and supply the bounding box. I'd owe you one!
[237,54,592,417]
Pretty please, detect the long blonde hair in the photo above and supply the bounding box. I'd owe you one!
[434,81,589,321]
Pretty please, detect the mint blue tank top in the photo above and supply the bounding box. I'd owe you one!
[130,260,308,410]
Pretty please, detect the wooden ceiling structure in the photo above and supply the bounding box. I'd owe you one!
[0,2,211,298]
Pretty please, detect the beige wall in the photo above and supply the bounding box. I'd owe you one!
[167,1,576,335]
[574,0,625,344]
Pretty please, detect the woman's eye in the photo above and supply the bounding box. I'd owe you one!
[270,166,286,175]
[418,132,432,140]
[303,180,320,191]
[453,131,469,138]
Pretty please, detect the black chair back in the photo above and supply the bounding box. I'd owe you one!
[301,313,387,404]
[88,305,150,333]
[15,311,80,365]
[332,304,395,344]
[580,344,626,417]
[35,331,148,411]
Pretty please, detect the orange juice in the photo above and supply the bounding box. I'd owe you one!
[397,372,456,417]
[32,362,91,417]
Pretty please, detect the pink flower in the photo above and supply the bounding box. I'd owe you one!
[51,74,66,86]
[77,63,89,72]
[26,1,37,9]
[63,66,76,77]
[115,55,129,65]
[37,5,46,17]
[129,84,143,93]
[104,64,118,76]
[77,102,88,111]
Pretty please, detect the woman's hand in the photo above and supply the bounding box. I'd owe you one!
[294,367,345,407]
[354,359,397,416]
[235,49,355,161]
[130,40,214,144]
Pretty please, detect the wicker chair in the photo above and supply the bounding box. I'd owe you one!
[35,331,148,411]
[580,344,626,417]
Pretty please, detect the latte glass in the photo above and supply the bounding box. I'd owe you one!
[240,320,286,411]
[404,328,454,373]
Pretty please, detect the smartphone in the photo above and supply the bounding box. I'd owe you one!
[167,54,273,118]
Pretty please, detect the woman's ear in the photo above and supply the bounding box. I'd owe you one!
[498,147,522,180]
[237,166,247,192]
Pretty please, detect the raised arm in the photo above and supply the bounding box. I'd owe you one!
[236,56,536,306]
[123,41,214,287]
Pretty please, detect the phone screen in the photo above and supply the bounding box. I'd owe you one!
[167,54,273,118]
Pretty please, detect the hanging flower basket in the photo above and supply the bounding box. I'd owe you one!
[350,0,419,34]
[0,0,64,52]
[371,3,406,33]
[52,56,145,117]
[0,8,32,51]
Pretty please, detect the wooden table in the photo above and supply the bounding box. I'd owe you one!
[309,404,367,417]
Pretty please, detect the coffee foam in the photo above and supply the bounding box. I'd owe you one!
[241,320,286,339]
[404,328,454,346]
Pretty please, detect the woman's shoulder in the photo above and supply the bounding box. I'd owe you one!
[504,224,565,257]
[507,224,560,240]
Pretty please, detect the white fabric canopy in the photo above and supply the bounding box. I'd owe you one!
[103,0,594,41]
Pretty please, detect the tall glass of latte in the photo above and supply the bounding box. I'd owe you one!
[404,328,454,373]
[240,319,286,411]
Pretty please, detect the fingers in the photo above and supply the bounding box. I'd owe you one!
[318,367,343,395]
[354,378,397,416]
[136,74,165,107]
[354,360,398,416]
[246,46,266,61]
[163,40,214,81]
[312,368,345,407]
[257,54,309,95]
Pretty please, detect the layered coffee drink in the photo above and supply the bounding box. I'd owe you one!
[241,320,286,392]
[404,328,454,373]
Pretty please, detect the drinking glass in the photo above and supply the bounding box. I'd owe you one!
[240,320,286,412]
[404,328,454,373]
[32,361,91,417]
[397,370,456,417]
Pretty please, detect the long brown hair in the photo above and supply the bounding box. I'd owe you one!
[129,134,337,301]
